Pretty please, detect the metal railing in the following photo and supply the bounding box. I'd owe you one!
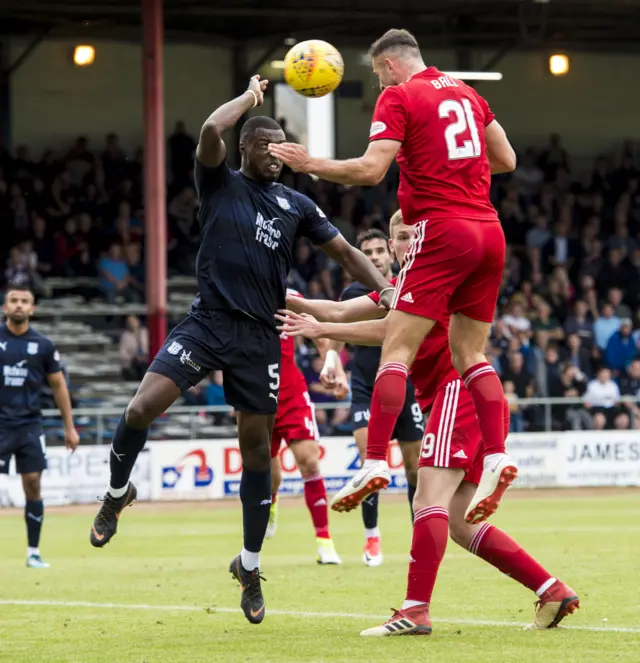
[40,396,639,444]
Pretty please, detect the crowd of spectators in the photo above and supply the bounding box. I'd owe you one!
[2,126,640,432]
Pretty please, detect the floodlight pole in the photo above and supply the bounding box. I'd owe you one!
[142,0,167,358]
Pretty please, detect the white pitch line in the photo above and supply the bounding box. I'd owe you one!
[0,599,638,634]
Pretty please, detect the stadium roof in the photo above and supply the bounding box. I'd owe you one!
[1,0,640,52]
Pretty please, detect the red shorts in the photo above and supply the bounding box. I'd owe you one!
[419,382,511,485]
[393,218,505,324]
[270,389,319,458]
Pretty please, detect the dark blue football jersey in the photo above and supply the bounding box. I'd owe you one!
[0,324,61,426]
[193,159,339,327]
[340,281,383,390]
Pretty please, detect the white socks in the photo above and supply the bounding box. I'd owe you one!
[484,452,507,470]
[27,547,40,557]
[241,548,260,571]
[364,527,381,539]
[536,577,557,597]
[108,483,129,499]
[402,600,427,609]
[363,459,384,470]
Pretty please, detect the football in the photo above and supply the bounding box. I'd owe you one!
[283,39,344,98]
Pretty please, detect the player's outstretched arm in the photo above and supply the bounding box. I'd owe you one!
[318,234,394,306]
[277,310,388,347]
[485,120,516,174]
[268,140,400,187]
[196,75,268,168]
[285,291,385,323]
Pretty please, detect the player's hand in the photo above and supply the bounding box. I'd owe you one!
[320,363,336,389]
[65,427,80,454]
[248,74,269,106]
[276,309,323,339]
[267,143,312,173]
[332,373,350,401]
[379,286,395,310]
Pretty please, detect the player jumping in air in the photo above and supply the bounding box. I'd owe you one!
[88,75,391,626]
[0,283,79,568]
[269,29,518,524]
[265,288,342,566]
[319,229,423,566]
[278,212,579,636]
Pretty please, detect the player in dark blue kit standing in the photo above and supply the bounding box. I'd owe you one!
[89,74,392,624]
[0,284,79,567]
[317,230,423,566]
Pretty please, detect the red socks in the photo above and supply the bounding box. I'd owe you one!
[303,473,330,539]
[470,523,552,593]
[406,506,449,604]
[366,362,409,461]
[463,362,506,456]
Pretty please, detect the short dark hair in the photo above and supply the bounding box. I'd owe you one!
[356,229,389,250]
[4,281,34,297]
[369,29,420,59]
[239,116,282,140]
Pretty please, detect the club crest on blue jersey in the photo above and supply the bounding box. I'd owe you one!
[27,343,38,355]
[276,196,291,211]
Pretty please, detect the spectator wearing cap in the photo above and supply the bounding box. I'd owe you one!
[594,303,621,351]
[605,318,638,373]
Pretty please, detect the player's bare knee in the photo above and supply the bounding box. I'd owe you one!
[298,457,320,477]
[22,475,41,501]
[448,520,473,548]
[125,399,153,429]
[241,444,271,472]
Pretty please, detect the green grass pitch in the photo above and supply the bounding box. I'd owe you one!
[1,489,639,663]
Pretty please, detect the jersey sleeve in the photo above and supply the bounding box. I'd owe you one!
[194,157,231,197]
[367,275,397,304]
[369,86,407,143]
[473,89,496,126]
[296,195,339,245]
[44,340,62,375]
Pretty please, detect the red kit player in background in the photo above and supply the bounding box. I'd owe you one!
[266,289,342,565]
[270,29,518,525]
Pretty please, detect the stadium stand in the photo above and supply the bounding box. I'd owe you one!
[1,131,639,437]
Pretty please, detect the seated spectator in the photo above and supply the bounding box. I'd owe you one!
[501,301,531,337]
[502,351,535,399]
[168,121,197,183]
[4,246,31,286]
[525,214,551,252]
[541,219,579,275]
[607,287,633,320]
[605,318,638,373]
[53,216,81,276]
[504,380,524,432]
[513,149,544,199]
[566,332,592,378]
[304,355,349,434]
[594,303,620,351]
[531,299,564,342]
[119,315,149,380]
[584,367,621,428]
[596,248,633,298]
[549,363,589,430]
[564,299,594,351]
[125,242,145,299]
[98,243,138,304]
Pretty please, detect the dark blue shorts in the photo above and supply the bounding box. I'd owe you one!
[149,310,281,414]
[0,424,47,475]
[350,379,424,442]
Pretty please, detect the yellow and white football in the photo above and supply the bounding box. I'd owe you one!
[284,39,344,98]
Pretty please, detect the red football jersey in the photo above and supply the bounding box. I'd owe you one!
[370,67,498,225]
[368,278,458,410]
[280,289,309,396]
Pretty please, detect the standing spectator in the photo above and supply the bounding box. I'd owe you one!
[596,248,633,298]
[605,318,638,373]
[549,363,589,430]
[119,315,149,380]
[539,133,569,179]
[125,242,145,300]
[512,149,544,199]
[501,301,531,337]
[30,216,54,278]
[101,133,127,190]
[502,352,535,399]
[525,214,551,252]
[98,243,134,303]
[531,300,564,343]
[594,303,621,351]
[66,136,94,187]
[168,121,196,183]
[541,219,579,275]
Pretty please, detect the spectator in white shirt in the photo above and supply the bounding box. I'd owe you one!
[584,368,620,408]
[501,302,532,337]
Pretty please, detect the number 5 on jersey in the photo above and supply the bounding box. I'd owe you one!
[439,98,481,161]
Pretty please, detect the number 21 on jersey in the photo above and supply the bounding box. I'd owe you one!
[439,98,481,161]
